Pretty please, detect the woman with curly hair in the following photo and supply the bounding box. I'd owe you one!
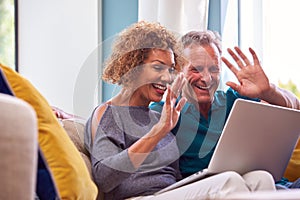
[84,21,275,200]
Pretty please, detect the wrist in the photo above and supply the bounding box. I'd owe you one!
[260,83,275,100]
[151,123,169,138]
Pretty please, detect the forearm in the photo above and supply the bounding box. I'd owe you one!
[92,149,138,192]
[128,124,167,169]
[260,83,300,109]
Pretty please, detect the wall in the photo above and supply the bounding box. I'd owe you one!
[101,0,138,102]
[18,0,99,118]
[16,0,225,117]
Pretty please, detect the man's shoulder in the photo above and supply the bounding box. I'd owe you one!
[216,87,247,101]
[149,101,164,112]
[216,87,237,97]
[224,87,260,102]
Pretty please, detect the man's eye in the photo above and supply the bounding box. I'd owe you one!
[210,66,220,73]
[191,67,203,73]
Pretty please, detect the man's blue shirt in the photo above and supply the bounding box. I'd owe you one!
[150,88,258,178]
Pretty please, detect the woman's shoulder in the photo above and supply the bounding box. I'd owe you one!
[88,103,112,141]
[93,103,110,120]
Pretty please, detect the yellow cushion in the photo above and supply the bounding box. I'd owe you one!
[284,139,300,181]
[1,64,97,199]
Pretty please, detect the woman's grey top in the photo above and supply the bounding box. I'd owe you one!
[84,105,181,200]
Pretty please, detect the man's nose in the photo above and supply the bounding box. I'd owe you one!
[200,70,212,83]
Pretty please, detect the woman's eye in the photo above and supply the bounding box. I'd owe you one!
[168,67,175,73]
[153,65,163,71]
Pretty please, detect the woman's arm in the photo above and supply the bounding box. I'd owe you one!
[128,86,186,168]
[90,73,186,192]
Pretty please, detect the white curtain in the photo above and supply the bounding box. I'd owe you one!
[138,0,209,35]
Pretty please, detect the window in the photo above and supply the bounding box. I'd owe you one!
[261,0,300,97]
[0,0,16,70]
[239,0,300,97]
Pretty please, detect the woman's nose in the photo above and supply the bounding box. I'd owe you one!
[161,70,172,83]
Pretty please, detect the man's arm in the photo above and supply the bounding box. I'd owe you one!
[221,46,300,109]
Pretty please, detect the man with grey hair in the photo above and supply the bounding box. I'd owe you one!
[150,30,300,188]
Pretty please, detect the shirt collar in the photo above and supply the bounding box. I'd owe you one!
[181,90,226,114]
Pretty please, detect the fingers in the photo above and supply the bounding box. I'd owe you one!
[226,47,246,69]
[226,81,239,92]
[170,72,186,98]
[224,46,254,68]
[165,85,171,106]
[175,97,187,112]
[222,47,261,73]
[165,72,187,113]
[221,56,238,76]
[165,82,186,112]
[233,46,251,66]
[249,47,260,66]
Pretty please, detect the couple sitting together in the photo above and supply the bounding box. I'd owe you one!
[61,21,300,199]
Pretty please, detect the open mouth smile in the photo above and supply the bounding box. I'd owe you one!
[195,84,210,90]
[152,83,167,91]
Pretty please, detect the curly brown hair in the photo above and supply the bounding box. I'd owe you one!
[102,21,186,86]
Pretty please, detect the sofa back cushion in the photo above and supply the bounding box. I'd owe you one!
[60,118,92,176]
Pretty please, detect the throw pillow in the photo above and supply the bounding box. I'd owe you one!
[284,139,300,181]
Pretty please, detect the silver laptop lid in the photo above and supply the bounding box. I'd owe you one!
[208,99,300,181]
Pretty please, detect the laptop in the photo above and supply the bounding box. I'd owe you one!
[155,98,300,195]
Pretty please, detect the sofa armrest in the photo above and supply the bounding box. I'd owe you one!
[0,93,38,200]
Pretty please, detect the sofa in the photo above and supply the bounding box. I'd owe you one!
[2,61,300,199]
[3,93,300,200]
[59,111,300,200]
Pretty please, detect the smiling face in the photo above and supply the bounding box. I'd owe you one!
[129,48,176,106]
[182,43,221,107]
